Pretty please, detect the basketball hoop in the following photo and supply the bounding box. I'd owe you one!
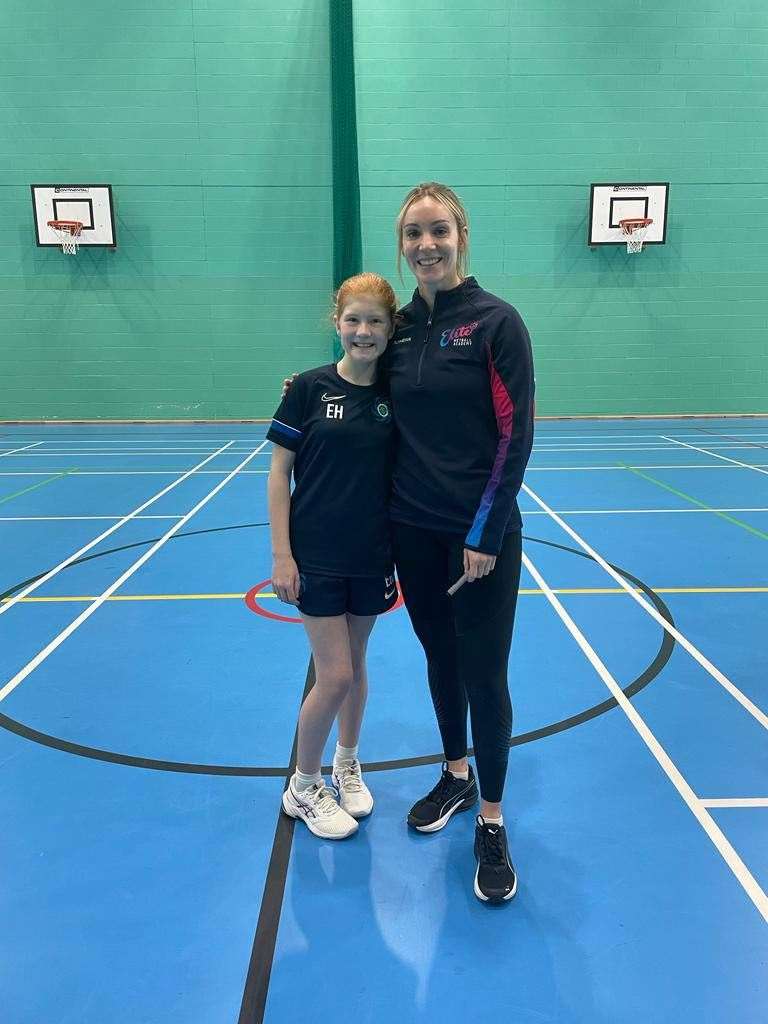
[47,219,83,255]
[619,217,652,254]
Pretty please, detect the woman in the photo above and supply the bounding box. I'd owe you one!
[387,183,534,904]
[267,272,397,840]
[281,184,535,901]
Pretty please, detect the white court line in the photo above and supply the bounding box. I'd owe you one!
[531,445,764,453]
[527,464,768,472]
[701,799,768,808]
[661,436,768,478]
[0,450,271,456]
[0,470,271,476]
[0,515,184,521]
[521,483,768,732]
[522,507,768,515]
[0,438,267,444]
[535,432,768,441]
[4,465,767,478]
[523,549,768,924]
[0,442,44,457]
[0,446,264,705]
[0,440,246,618]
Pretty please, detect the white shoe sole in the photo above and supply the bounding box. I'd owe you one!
[410,796,476,833]
[474,865,518,903]
[281,789,358,840]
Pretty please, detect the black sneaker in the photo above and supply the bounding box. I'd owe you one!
[407,762,478,832]
[473,815,517,904]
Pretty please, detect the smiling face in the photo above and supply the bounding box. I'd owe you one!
[400,196,468,296]
[334,297,392,368]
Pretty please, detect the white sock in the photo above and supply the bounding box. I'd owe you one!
[483,815,504,826]
[449,767,469,781]
[334,743,358,765]
[294,769,322,792]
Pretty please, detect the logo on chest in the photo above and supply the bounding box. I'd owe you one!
[372,397,391,422]
[439,320,480,349]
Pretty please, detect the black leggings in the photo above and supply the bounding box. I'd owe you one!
[392,522,522,803]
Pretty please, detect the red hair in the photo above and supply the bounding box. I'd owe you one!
[332,272,397,324]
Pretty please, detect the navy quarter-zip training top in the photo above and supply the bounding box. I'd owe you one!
[386,276,535,556]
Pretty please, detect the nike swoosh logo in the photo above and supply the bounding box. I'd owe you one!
[321,393,346,402]
[385,589,397,599]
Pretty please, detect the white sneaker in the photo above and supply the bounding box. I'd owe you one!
[331,759,374,818]
[282,777,358,839]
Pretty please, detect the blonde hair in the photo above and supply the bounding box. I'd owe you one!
[331,271,397,326]
[395,182,470,282]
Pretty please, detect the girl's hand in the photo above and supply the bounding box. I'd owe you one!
[463,548,497,582]
[281,373,298,398]
[272,554,300,605]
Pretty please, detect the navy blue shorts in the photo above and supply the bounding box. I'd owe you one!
[297,571,398,617]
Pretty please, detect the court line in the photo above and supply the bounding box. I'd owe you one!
[0,515,183,521]
[3,430,766,443]
[1,454,274,458]
[0,442,44,457]
[693,426,768,453]
[6,585,768,604]
[528,464,768,473]
[2,466,767,477]
[620,465,768,542]
[237,660,314,1024]
[0,440,242,619]
[531,445,764,452]
[0,469,78,508]
[0,470,271,476]
[522,483,768,731]
[524,507,768,516]
[661,436,768,478]
[701,799,768,808]
[523,549,768,925]
[0,445,265,704]
[6,445,763,456]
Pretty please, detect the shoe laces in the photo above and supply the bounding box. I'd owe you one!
[334,760,363,793]
[304,782,343,817]
[477,817,506,866]
[426,763,463,804]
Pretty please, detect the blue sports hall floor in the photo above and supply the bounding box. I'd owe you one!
[1,418,766,1024]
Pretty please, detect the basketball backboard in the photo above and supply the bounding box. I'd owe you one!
[31,184,117,248]
[588,183,668,247]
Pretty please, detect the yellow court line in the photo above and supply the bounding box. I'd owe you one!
[4,586,768,604]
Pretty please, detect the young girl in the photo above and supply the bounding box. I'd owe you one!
[267,272,397,840]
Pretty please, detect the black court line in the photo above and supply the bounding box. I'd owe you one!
[0,529,675,775]
[691,425,768,452]
[237,657,315,1024]
[0,527,677,1024]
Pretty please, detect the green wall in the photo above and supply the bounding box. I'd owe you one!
[0,1,333,419]
[1,1,767,418]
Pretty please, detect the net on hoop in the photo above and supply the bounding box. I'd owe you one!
[47,219,83,255]
[619,217,652,254]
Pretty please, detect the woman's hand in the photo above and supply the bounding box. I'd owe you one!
[272,554,300,605]
[463,548,497,582]
[281,373,298,399]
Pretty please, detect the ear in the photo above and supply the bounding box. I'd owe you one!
[333,314,341,336]
[458,225,469,251]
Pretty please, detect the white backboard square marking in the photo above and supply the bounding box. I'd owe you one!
[31,184,116,247]
[589,183,668,247]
